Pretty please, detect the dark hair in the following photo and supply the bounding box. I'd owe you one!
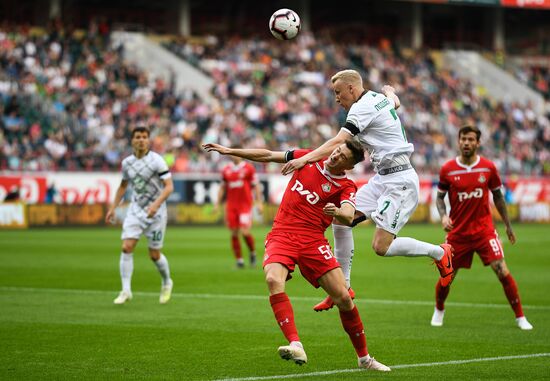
[345,138,365,165]
[458,125,481,141]
[131,126,150,138]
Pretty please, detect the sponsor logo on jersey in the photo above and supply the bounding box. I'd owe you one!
[457,187,483,202]
[374,98,390,111]
[322,183,331,193]
[290,179,320,205]
[478,174,486,183]
[228,180,244,188]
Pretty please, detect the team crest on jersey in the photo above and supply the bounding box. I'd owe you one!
[322,183,332,193]
[478,174,486,183]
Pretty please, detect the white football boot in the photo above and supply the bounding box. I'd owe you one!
[431,307,445,327]
[159,280,173,304]
[358,355,391,371]
[278,342,307,365]
[516,316,533,330]
[113,290,132,305]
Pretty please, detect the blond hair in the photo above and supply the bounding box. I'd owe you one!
[331,69,363,87]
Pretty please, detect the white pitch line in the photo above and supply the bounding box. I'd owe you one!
[211,353,550,381]
[1,286,549,310]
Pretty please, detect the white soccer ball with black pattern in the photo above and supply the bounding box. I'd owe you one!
[269,9,301,40]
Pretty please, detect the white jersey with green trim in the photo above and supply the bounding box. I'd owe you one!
[342,90,414,172]
[121,151,171,215]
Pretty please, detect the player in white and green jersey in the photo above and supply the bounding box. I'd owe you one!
[281,69,454,311]
[105,126,174,305]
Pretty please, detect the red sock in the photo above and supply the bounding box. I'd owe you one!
[244,234,255,252]
[269,293,300,343]
[231,235,242,259]
[435,278,451,311]
[339,306,368,358]
[500,274,524,318]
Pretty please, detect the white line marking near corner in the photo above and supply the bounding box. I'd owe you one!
[0,286,549,310]
[210,353,550,381]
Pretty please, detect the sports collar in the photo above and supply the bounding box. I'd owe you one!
[455,155,480,170]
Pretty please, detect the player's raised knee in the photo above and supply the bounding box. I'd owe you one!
[333,292,353,310]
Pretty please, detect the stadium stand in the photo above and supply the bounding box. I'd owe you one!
[1,24,549,175]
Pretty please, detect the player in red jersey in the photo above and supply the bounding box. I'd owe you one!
[214,150,263,268]
[203,139,391,371]
[431,125,533,330]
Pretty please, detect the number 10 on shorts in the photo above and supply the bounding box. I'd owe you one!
[318,245,334,260]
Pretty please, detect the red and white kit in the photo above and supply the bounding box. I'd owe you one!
[221,161,258,229]
[438,156,504,269]
[264,149,357,287]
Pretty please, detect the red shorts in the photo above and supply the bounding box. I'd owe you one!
[263,231,340,288]
[447,230,505,269]
[225,206,252,229]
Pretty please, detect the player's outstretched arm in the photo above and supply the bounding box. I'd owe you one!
[381,85,401,110]
[492,189,516,244]
[323,202,356,226]
[203,143,286,163]
[280,129,349,175]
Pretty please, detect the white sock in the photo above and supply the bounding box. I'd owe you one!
[154,253,172,285]
[290,341,303,349]
[120,252,134,293]
[332,224,354,288]
[384,237,444,260]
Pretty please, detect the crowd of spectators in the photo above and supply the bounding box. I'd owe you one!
[513,64,550,101]
[1,23,549,176]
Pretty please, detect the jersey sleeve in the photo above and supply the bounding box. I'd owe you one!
[285,149,312,161]
[155,154,171,180]
[343,97,377,136]
[339,181,358,208]
[488,162,503,191]
[437,165,450,193]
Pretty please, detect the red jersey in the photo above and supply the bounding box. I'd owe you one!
[438,156,502,239]
[222,161,258,210]
[272,149,357,236]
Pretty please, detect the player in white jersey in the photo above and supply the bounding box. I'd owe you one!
[105,126,174,305]
[281,70,454,311]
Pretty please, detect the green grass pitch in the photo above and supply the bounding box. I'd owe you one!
[1,223,549,380]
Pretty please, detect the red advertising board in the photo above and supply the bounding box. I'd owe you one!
[0,175,47,203]
[0,172,121,204]
[500,0,550,8]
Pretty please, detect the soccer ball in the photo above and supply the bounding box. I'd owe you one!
[269,9,301,40]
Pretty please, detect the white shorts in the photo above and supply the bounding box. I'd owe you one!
[355,169,419,235]
[121,208,167,250]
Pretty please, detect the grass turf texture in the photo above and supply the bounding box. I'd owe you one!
[1,224,549,380]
